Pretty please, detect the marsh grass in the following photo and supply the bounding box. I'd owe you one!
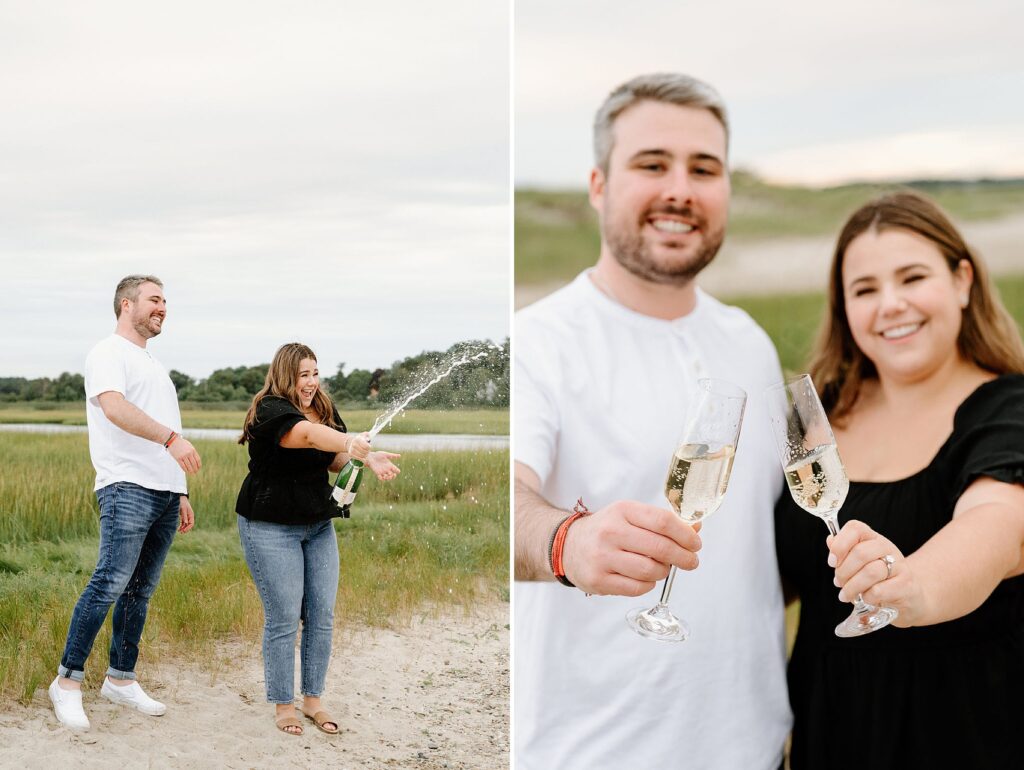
[0,405,509,435]
[0,436,509,540]
[728,273,1024,374]
[0,434,508,703]
[515,181,1024,285]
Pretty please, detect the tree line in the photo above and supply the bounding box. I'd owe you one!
[0,338,509,409]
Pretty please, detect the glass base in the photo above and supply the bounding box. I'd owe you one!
[834,603,899,638]
[626,605,690,642]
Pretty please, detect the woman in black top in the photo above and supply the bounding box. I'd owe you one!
[236,342,399,736]
[774,192,1024,769]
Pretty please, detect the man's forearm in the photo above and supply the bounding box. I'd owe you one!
[514,477,572,581]
[102,395,173,444]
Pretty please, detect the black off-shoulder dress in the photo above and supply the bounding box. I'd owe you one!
[775,375,1024,770]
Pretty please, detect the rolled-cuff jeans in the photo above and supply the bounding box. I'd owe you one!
[238,515,339,703]
[58,482,180,682]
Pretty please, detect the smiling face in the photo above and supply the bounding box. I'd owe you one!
[295,357,320,410]
[842,227,973,384]
[589,100,729,286]
[124,281,167,340]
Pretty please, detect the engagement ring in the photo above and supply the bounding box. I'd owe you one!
[879,554,895,580]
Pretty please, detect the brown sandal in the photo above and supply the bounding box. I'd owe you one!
[301,708,340,734]
[275,715,304,736]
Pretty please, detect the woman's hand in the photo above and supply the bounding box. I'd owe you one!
[366,450,401,481]
[828,519,925,628]
[346,432,371,460]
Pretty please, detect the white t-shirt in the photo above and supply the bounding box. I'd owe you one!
[84,334,186,494]
[514,272,792,770]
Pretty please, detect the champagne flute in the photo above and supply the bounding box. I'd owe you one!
[765,374,898,637]
[626,378,747,642]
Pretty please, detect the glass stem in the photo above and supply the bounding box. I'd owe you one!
[657,565,678,606]
[824,514,873,611]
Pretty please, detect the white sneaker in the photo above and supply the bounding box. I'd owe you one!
[100,678,166,716]
[48,677,90,731]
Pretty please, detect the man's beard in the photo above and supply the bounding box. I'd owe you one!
[603,206,724,287]
[132,312,162,339]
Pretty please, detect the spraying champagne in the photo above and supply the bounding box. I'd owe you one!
[330,342,501,517]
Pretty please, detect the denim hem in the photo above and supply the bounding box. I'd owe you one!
[57,665,85,683]
[106,666,137,680]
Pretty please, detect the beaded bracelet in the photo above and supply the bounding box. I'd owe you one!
[548,498,592,588]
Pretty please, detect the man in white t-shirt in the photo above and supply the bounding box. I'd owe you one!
[49,275,202,732]
[514,74,792,769]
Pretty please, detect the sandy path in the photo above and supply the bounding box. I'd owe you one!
[0,602,508,769]
[515,213,1024,308]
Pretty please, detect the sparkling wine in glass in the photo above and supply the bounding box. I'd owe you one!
[766,374,898,637]
[626,378,746,642]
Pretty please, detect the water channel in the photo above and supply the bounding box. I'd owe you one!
[0,424,508,452]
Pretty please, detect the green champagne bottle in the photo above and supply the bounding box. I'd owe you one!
[331,458,364,518]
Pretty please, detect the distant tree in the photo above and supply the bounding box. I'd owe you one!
[324,363,349,402]
[1,337,509,407]
[168,369,194,394]
[239,365,268,395]
[20,378,48,401]
[0,377,27,401]
[51,372,85,401]
[343,369,374,403]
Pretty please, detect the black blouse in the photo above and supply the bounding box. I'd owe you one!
[775,374,1024,769]
[235,395,348,525]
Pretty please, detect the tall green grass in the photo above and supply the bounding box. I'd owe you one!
[0,405,509,434]
[0,436,509,541]
[726,273,1024,374]
[0,434,508,702]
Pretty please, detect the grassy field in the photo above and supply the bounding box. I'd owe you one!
[516,176,1024,284]
[0,434,508,702]
[0,404,509,435]
[728,273,1024,373]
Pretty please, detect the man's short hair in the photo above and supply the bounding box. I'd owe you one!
[114,275,163,318]
[593,73,729,175]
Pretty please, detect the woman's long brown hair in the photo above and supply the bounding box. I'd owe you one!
[807,190,1024,421]
[238,342,339,444]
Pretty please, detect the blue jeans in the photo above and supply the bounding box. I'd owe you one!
[59,482,180,682]
[237,516,339,703]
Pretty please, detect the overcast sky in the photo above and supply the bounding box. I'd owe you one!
[1,1,509,379]
[516,0,1024,188]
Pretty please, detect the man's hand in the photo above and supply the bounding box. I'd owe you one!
[178,496,195,533]
[168,436,202,474]
[560,500,702,596]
